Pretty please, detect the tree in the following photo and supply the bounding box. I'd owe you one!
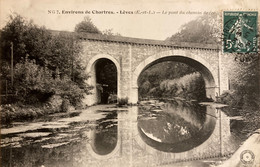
[102,29,121,36]
[74,16,101,34]
[0,14,53,66]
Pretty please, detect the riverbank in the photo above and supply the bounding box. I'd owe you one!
[0,95,78,125]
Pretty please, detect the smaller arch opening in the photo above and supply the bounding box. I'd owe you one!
[94,58,117,104]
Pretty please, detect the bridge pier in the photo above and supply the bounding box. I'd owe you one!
[129,86,138,104]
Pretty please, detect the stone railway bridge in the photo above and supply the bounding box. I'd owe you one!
[74,32,230,105]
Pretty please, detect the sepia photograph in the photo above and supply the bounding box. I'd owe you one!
[0,0,259,166]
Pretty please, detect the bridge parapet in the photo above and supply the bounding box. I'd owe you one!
[76,32,219,50]
[50,30,219,50]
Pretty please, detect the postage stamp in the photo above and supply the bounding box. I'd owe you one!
[223,11,258,53]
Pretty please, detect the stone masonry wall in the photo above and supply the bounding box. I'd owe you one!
[81,39,228,104]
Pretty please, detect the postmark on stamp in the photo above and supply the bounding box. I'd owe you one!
[240,150,255,164]
[223,11,258,53]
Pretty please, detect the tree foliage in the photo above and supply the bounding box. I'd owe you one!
[159,72,206,101]
[166,14,220,44]
[222,55,260,110]
[0,15,51,65]
[0,14,89,106]
[102,29,121,36]
[74,16,101,34]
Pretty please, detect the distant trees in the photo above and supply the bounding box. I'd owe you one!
[139,67,205,101]
[138,61,203,100]
[166,14,220,44]
[0,14,89,106]
[159,72,206,101]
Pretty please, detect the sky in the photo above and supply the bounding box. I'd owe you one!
[0,0,259,40]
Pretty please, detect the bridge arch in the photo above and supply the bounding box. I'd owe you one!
[85,54,121,106]
[131,50,219,103]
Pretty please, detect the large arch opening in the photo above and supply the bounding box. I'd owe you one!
[131,51,218,104]
[86,55,120,106]
[138,60,206,102]
[137,56,214,102]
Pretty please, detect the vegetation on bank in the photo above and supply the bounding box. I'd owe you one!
[139,71,206,101]
[138,61,206,101]
[0,15,91,123]
[159,72,206,101]
[217,56,260,134]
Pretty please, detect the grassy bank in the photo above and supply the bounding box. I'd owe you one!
[0,95,75,125]
[1,104,56,124]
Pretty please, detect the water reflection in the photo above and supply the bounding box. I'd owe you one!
[138,100,216,152]
[90,111,118,155]
[1,103,241,167]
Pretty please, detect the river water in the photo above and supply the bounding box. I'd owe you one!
[1,100,244,167]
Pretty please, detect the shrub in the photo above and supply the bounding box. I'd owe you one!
[54,77,86,106]
[118,97,128,106]
[13,58,55,103]
[46,95,63,112]
[12,58,88,107]
[61,98,70,112]
[217,90,242,107]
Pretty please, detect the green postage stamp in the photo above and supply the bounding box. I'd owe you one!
[223,11,258,53]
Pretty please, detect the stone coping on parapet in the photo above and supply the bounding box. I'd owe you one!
[49,30,219,50]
